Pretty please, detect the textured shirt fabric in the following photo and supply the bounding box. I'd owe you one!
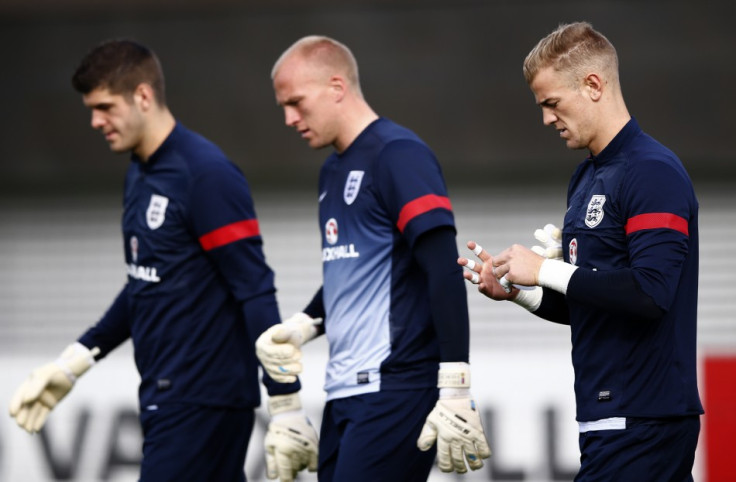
[316,117,463,401]
[548,118,703,421]
[79,123,296,410]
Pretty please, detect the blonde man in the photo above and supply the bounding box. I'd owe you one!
[461,22,702,481]
[257,36,491,481]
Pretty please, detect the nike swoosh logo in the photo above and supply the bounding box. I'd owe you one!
[319,191,327,202]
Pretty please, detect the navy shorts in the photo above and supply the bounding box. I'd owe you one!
[576,415,700,481]
[139,404,254,482]
[318,387,439,482]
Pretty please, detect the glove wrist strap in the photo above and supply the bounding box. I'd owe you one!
[55,342,99,382]
[439,387,472,399]
[438,362,470,388]
[268,392,302,416]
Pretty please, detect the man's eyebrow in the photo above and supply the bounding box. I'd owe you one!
[86,101,114,109]
[278,95,301,106]
[538,98,558,107]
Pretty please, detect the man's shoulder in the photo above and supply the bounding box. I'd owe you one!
[173,125,229,160]
[623,133,690,187]
[371,117,425,146]
[169,125,238,176]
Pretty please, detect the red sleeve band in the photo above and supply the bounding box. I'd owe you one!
[199,219,260,251]
[396,194,452,233]
[625,212,688,236]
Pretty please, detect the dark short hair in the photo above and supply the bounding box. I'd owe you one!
[72,39,167,105]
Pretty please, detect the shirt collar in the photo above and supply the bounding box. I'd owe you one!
[590,117,641,163]
[130,121,181,166]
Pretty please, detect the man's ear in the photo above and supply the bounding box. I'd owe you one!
[133,83,156,111]
[329,75,346,102]
[584,73,604,101]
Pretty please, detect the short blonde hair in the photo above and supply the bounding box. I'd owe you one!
[523,22,619,87]
[272,35,363,97]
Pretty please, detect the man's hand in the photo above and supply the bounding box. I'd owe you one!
[264,393,319,482]
[256,313,322,383]
[458,242,517,300]
[492,243,546,288]
[417,362,491,473]
[9,343,99,433]
[494,223,567,289]
[460,224,563,297]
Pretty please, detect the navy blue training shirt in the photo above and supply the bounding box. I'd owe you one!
[79,123,297,409]
[537,118,703,421]
[314,117,469,400]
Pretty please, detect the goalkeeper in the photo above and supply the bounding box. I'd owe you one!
[9,39,317,482]
[459,21,703,482]
[260,35,491,482]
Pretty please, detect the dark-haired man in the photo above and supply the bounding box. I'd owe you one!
[9,39,317,482]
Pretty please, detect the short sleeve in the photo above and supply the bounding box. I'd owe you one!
[374,139,455,247]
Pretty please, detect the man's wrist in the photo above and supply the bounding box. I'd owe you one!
[55,342,99,381]
[439,387,472,399]
[538,259,578,295]
[512,286,543,311]
[438,362,470,388]
[268,392,302,416]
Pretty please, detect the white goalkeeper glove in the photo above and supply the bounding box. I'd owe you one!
[264,392,319,482]
[256,313,322,383]
[531,223,563,260]
[9,342,100,433]
[417,362,491,473]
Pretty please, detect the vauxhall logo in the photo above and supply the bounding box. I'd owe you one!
[322,217,360,262]
[127,235,161,283]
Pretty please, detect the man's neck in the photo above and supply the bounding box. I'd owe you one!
[334,101,379,154]
[135,109,176,161]
[589,97,631,156]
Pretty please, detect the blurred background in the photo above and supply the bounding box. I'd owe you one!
[1,1,734,481]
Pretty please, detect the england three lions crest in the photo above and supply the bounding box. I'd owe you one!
[585,195,606,228]
[343,171,364,205]
[146,194,169,230]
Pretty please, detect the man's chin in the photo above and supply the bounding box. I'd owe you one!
[565,140,586,151]
[308,139,330,150]
[107,142,130,154]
